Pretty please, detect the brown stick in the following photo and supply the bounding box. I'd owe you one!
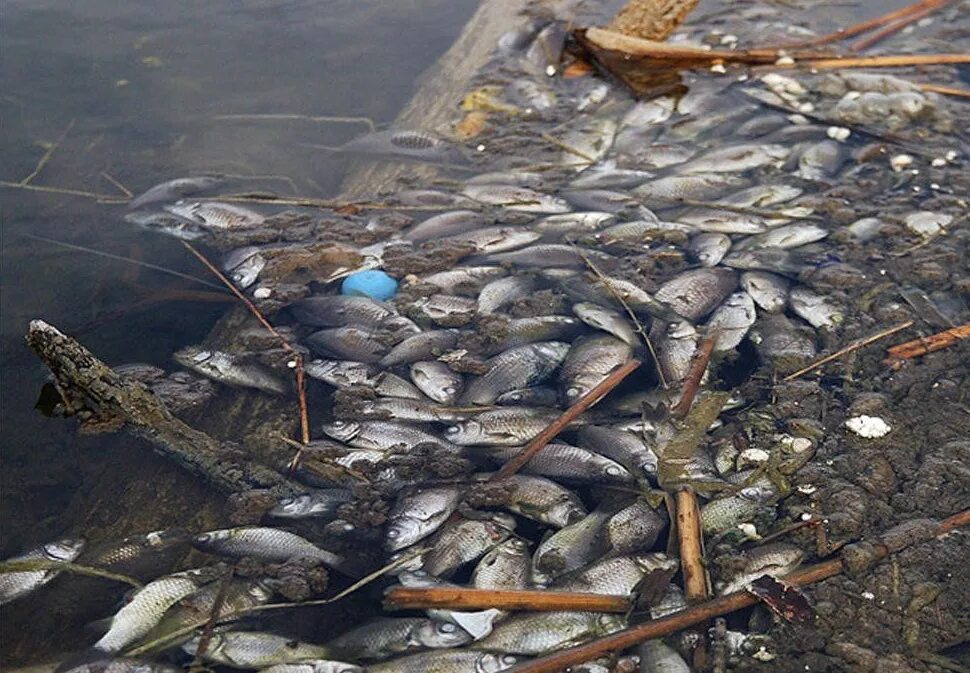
[783,320,914,381]
[670,333,716,419]
[675,487,708,601]
[883,323,970,365]
[851,1,952,52]
[181,242,311,455]
[20,118,76,185]
[778,0,950,48]
[188,569,234,672]
[506,510,970,673]
[918,83,970,98]
[384,587,632,613]
[490,359,641,482]
[788,54,970,69]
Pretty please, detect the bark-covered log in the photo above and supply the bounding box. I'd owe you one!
[25,320,299,495]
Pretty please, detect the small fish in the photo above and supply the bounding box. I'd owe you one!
[597,218,696,244]
[679,143,788,174]
[423,266,506,293]
[559,335,633,405]
[472,538,531,590]
[706,292,757,352]
[270,490,355,519]
[357,397,468,423]
[535,212,616,235]
[555,554,677,596]
[124,210,206,240]
[532,510,611,584]
[403,210,486,243]
[573,302,639,347]
[651,319,698,385]
[639,640,690,673]
[326,617,471,661]
[633,173,747,206]
[484,442,633,485]
[485,244,613,268]
[338,129,462,163]
[446,407,562,446]
[128,176,224,209]
[386,485,463,552]
[410,361,463,404]
[721,184,803,208]
[395,189,478,208]
[422,512,516,578]
[603,500,667,554]
[182,631,329,668]
[740,271,790,313]
[653,267,738,321]
[489,316,582,353]
[718,543,804,594]
[789,286,843,329]
[741,223,828,250]
[750,314,817,368]
[291,295,417,332]
[462,184,571,214]
[444,227,542,254]
[412,295,479,326]
[797,139,846,180]
[576,425,659,479]
[193,527,348,570]
[563,189,645,214]
[473,611,624,655]
[173,346,286,395]
[559,117,617,170]
[689,233,732,267]
[83,530,188,580]
[369,651,521,673]
[482,473,587,527]
[306,360,424,399]
[620,96,676,128]
[721,248,810,275]
[460,342,570,405]
[261,662,363,673]
[569,161,653,189]
[321,420,462,454]
[60,660,180,673]
[0,537,85,605]
[478,275,541,315]
[305,327,390,364]
[380,330,460,367]
[164,200,265,229]
[221,246,266,288]
[495,386,559,407]
[677,209,768,235]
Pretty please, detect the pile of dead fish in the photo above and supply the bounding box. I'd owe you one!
[5,6,967,673]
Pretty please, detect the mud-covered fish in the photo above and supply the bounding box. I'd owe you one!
[291,295,417,333]
[380,330,460,367]
[83,530,187,580]
[306,360,424,399]
[718,543,804,594]
[554,553,677,596]
[423,266,506,293]
[59,660,180,673]
[412,295,479,326]
[182,631,329,668]
[321,419,462,454]
[488,316,582,353]
[461,341,569,405]
[789,286,843,329]
[305,327,390,364]
[173,346,286,395]
[485,244,613,268]
[444,227,542,254]
[532,510,611,584]
[559,335,632,405]
[326,617,471,661]
[386,486,463,552]
[477,275,541,315]
[479,473,587,527]
[222,246,266,289]
[0,537,85,605]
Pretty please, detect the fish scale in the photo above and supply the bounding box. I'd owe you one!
[473,611,625,655]
[460,341,569,405]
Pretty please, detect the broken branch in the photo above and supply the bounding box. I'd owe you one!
[883,323,970,366]
[784,320,914,381]
[675,487,708,601]
[384,587,631,613]
[778,0,951,48]
[851,1,953,52]
[670,332,716,419]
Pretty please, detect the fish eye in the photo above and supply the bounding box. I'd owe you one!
[195,533,211,543]
[502,655,518,664]
[439,623,457,633]
[333,421,345,428]
[566,387,581,398]
[279,497,294,506]
[606,466,622,476]
[444,387,456,394]
[386,528,400,538]
[445,425,459,434]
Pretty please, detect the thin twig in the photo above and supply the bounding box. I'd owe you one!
[670,333,717,419]
[491,359,641,482]
[506,509,970,673]
[181,242,310,454]
[783,320,914,381]
[575,246,667,388]
[188,568,234,672]
[214,113,376,133]
[851,1,952,52]
[540,132,597,164]
[0,559,143,588]
[100,171,134,198]
[884,323,970,365]
[777,0,950,48]
[384,586,632,612]
[20,118,75,185]
[0,180,125,201]
[675,487,708,600]
[917,83,970,98]
[787,54,970,69]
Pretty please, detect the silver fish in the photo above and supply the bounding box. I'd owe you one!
[576,426,659,479]
[679,143,788,174]
[173,346,285,395]
[222,246,266,289]
[60,660,180,673]
[569,161,653,189]
[182,631,329,668]
[477,275,541,315]
[677,209,768,235]
[0,537,85,605]
[423,267,507,293]
[532,510,611,584]
[423,512,516,578]
[495,386,559,407]
[740,271,789,313]
[620,96,676,128]
[395,189,478,208]
[797,139,846,179]
[562,189,645,214]
[403,211,485,243]
[472,539,531,590]
[721,248,810,275]
[639,639,690,673]
[291,295,417,333]
[446,408,562,446]
[573,302,639,347]
[124,210,206,240]
[652,319,698,385]
[653,267,738,321]
[270,490,354,519]
[559,335,632,405]
[484,443,633,485]
[321,420,462,454]
[597,218,696,244]
[485,244,614,268]
[306,360,424,399]
[412,295,479,326]
[95,567,222,652]
[718,543,804,594]
[473,611,625,655]
[326,617,471,661]
[689,233,732,267]
[535,212,616,235]
[386,485,463,552]
[721,184,803,208]
[356,397,470,424]
[261,662,362,673]
[394,571,506,639]
[128,176,224,209]
[555,554,677,596]
[489,317,582,353]
[164,200,264,229]
[369,651,521,673]
[460,342,570,405]
[380,330,460,367]
[462,184,571,213]
[410,361,464,405]
[741,223,828,250]
[193,527,347,570]
[789,286,843,329]
[481,473,587,528]
[444,227,542,254]
[749,314,817,368]
[559,117,617,170]
[706,292,757,352]
[339,129,461,163]
[632,173,747,206]
[604,499,667,554]
[306,327,390,364]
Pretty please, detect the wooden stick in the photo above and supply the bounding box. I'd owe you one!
[20,118,75,185]
[675,487,708,601]
[851,1,952,52]
[100,171,134,198]
[783,320,914,381]
[384,587,632,613]
[490,359,641,482]
[188,569,234,672]
[0,180,124,201]
[778,0,950,48]
[883,323,970,365]
[789,54,970,69]
[181,242,311,453]
[506,510,970,673]
[670,333,716,419]
[918,83,970,98]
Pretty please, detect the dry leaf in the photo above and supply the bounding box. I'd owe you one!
[607,0,700,41]
[454,111,490,140]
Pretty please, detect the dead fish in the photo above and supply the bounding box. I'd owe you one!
[462,184,571,213]
[410,361,463,405]
[337,129,462,163]
[797,139,846,179]
[393,571,505,639]
[473,611,624,655]
[395,189,478,208]
[444,226,542,254]
[423,512,516,578]
[583,275,682,322]
[446,407,562,446]
[679,143,788,174]
[721,248,810,275]
[633,173,747,206]
[291,295,417,333]
[412,295,478,326]
[706,292,757,352]
[721,184,803,208]
[460,341,570,405]
[82,530,188,580]
[573,302,639,347]
[194,527,347,569]
[261,662,362,673]
[507,78,556,113]
[620,96,676,128]
[789,286,843,329]
[306,360,424,399]
[639,640,690,673]
[534,510,613,586]
[654,268,738,321]
[478,275,541,315]
[576,425,659,479]
[740,271,790,313]
[559,335,632,405]
[0,537,85,605]
[555,553,676,596]
[422,267,506,293]
[182,631,330,668]
[402,211,485,243]
[651,319,698,385]
[270,489,354,519]
[614,137,695,170]
[222,246,266,288]
[535,211,616,235]
[596,218,696,244]
[129,176,224,209]
[380,330,460,367]
[562,189,645,214]
[357,397,469,423]
[485,244,613,268]
[320,420,461,454]
[164,200,265,229]
[741,223,828,250]
[173,346,286,395]
[604,500,667,554]
[369,651,521,673]
[749,314,817,369]
[689,233,732,267]
[483,442,633,485]
[124,210,206,240]
[325,617,472,661]
[495,386,559,407]
[559,117,617,170]
[490,316,582,352]
[569,161,653,189]
[480,473,587,528]
[677,209,768,235]
[472,538,531,590]
[718,543,804,594]
[306,327,390,364]
[386,485,463,552]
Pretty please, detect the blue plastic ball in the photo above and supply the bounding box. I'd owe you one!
[341,269,398,301]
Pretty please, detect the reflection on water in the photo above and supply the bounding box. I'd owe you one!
[0,0,475,661]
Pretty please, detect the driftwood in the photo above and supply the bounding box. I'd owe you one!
[25,320,298,495]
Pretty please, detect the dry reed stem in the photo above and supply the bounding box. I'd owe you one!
[20,118,75,185]
[784,320,915,381]
[188,569,234,671]
[777,0,951,48]
[851,1,953,52]
[884,323,970,365]
[917,83,970,98]
[385,586,632,612]
[670,332,716,419]
[100,171,133,197]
